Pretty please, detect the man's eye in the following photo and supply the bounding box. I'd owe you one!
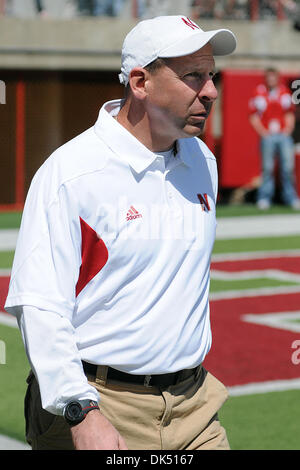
[184,73,203,80]
[184,72,216,81]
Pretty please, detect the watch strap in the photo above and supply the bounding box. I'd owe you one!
[81,400,99,416]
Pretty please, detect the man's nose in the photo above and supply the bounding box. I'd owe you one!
[199,79,218,102]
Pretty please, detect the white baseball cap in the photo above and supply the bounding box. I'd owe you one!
[119,15,237,85]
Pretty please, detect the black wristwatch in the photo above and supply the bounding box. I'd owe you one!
[63,399,99,426]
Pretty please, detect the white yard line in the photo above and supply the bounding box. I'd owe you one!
[211,269,300,283]
[212,249,300,262]
[0,435,30,450]
[243,311,300,333]
[216,214,300,239]
[227,378,300,396]
[210,285,300,301]
[0,269,11,276]
[0,229,19,250]
[0,312,17,327]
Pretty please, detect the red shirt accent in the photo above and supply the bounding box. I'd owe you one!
[76,217,108,296]
[248,83,294,133]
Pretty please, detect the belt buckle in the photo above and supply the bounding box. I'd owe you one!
[144,375,152,387]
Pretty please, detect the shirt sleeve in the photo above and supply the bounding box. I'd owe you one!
[248,83,268,117]
[5,157,81,318]
[280,86,295,113]
[248,94,265,116]
[4,156,99,414]
[17,305,99,415]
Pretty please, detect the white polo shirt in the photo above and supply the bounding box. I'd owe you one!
[5,99,218,413]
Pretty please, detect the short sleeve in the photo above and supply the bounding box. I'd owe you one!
[280,86,295,113]
[5,158,82,320]
[248,84,267,116]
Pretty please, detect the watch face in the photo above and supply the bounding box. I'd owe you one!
[64,399,99,425]
[65,401,83,422]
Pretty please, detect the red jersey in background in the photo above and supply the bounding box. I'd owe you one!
[249,83,295,133]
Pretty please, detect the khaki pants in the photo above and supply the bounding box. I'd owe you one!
[25,366,230,450]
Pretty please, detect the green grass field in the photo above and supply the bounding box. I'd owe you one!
[210,277,299,292]
[0,324,28,442]
[1,208,300,449]
[0,211,22,229]
[219,390,300,450]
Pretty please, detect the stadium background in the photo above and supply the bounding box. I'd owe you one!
[0,0,300,450]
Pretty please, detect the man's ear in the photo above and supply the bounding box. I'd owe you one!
[128,68,149,100]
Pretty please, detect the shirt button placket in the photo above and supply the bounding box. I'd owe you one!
[164,185,182,262]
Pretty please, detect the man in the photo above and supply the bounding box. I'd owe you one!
[249,67,300,210]
[5,15,236,450]
[92,0,125,17]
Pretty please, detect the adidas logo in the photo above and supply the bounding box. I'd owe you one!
[126,206,142,221]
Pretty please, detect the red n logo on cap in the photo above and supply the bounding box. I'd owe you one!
[181,17,200,30]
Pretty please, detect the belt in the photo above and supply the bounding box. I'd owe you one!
[82,361,198,387]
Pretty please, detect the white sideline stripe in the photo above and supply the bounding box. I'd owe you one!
[216,214,300,239]
[227,378,300,396]
[0,434,30,450]
[0,312,17,328]
[0,229,19,250]
[211,269,300,283]
[210,285,300,300]
[0,269,11,276]
[212,249,300,262]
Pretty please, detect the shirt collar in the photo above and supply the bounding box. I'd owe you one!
[94,99,192,173]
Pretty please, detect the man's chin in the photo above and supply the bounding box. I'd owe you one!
[183,123,205,137]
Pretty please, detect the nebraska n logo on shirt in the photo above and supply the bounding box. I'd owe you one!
[197,193,211,212]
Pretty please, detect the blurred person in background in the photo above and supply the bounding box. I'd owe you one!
[93,0,125,16]
[78,0,125,16]
[35,0,42,11]
[190,0,249,20]
[0,0,6,14]
[279,0,300,30]
[191,0,218,18]
[142,0,171,17]
[295,8,300,30]
[258,0,298,18]
[4,0,76,17]
[249,68,300,210]
[35,0,48,16]
[224,0,249,18]
[78,0,93,15]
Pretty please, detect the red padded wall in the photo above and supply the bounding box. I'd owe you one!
[220,69,299,189]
